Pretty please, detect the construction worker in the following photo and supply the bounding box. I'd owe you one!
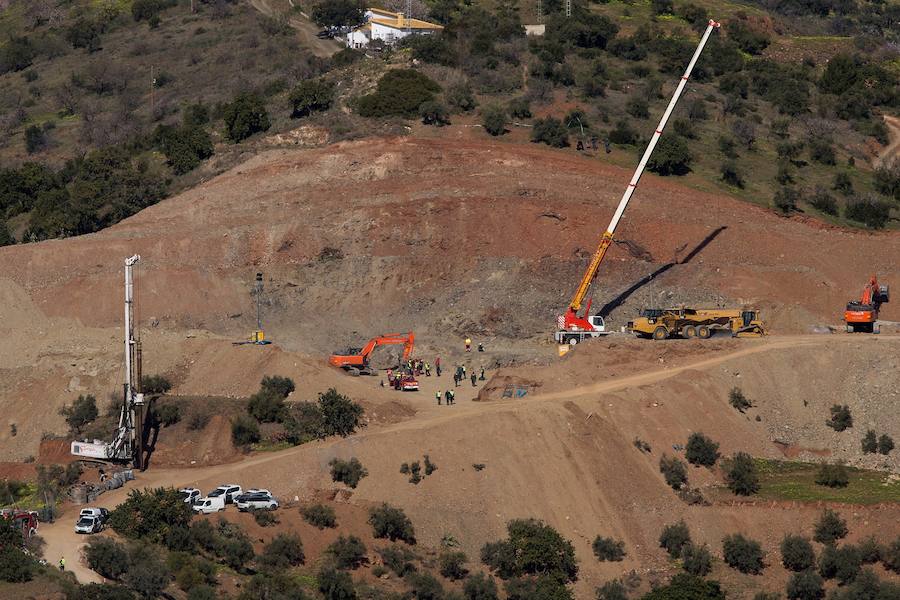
[424,362,431,376]
[462,365,467,379]
[448,389,455,405]
[480,367,485,381]
[471,373,477,387]
[436,390,442,405]
[435,357,441,376]
[453,372,459,387]
[445,390,452,405]
[465,337,471,352]
[59,557,65,571]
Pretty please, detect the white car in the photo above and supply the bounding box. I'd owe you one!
[235,492,279,512]
[179,488,201,505]
[79,507,109,523]
[75,515,103,534]
[207,484,242,504]
[246,488,271,496]
[192,496,225,514]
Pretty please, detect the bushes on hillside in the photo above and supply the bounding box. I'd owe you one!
[786,569,825,600]
[356,69,441,118]
[814,509,848,544]
[420,101,450,126]
[141,375,172,395]
[223,93,270,142]
[482,105,508,136]
[86,537,129,580]
[289,78,334,118]
[327,535,367,569]
[60,394,98,434]
[647,135,693,176]
[643,573,725,600]
[108,488,192,544]
[724,452,759,496]
[815,463,849,488]
[781,535,816,572]
[481,519,577,583]
[318,388,364,437]
[379,544,416,577]
[440,551,469,580]
[723,534,765,574]
[301,503,337,529]
[659,454,688,490]
[659,521,691,558]
[231,415,261,446]
[681,543,713,576]
[818,544,861,584]
[330,457,368,488]
[592,536,626,562]
[465,573,499,600]
[531,117,569,148]
[155,124,214,175]
[826,405,853,431]
[685,433,720,467]
[369,503,416,544]
[845,197,891,230]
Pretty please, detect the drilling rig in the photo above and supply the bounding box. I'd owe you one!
[554,20,721,345]
[71,255,147,469]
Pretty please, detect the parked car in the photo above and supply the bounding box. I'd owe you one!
[207,484,242,504]
[79,507,109,523]
[192,496,225,514]
[75,515,103,534]
[245,488,272,496]
[236,492,279,512]
[179,488,202,505]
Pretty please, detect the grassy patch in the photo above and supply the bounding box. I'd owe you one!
[252,440,293,453]
[751,459,900,505]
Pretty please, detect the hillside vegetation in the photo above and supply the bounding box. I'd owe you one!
[0,0,898,243]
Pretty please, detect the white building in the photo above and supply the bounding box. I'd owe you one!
[346,8,443,49]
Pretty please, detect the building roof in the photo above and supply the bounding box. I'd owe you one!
[369,16,443,30]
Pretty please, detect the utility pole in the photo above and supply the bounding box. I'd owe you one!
[255,272,263,333]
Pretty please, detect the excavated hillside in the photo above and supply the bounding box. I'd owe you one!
[1,135,899,460]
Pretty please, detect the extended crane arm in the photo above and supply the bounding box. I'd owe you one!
[562,20,720,329]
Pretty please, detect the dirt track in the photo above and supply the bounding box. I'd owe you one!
[875,115,900,169]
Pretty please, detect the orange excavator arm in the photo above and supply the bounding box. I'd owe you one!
[330,332,415,369]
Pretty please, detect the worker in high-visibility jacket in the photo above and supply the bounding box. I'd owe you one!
[465,338,472,352]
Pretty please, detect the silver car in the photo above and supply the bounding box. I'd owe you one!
[75,515,102,534]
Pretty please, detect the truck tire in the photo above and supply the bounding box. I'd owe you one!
[697,325,711,339]
[568,336,579,345]
[652,327,668,340]
[682,326,696,339]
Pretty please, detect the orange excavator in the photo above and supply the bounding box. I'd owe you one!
[844,275,889,333]
[330,332,415,376]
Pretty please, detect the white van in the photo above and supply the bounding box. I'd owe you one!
[192,496,225,514]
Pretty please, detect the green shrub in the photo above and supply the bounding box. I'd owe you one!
[141,375,172,394]
[509,97,532,119]
[809,188,837,216]
[592,536,625,562]
[786,569,824,600]
[123,551,169,599]
[284,402,326,443]
[258,533,305,570]
[85,537,129,580]
[723,533,765,574]
[155,404,181,427]
[626,97,649,119]
[718,135,738,158]
[773,186,800,214]
[187,411,211,431]
[832,172,854,196]
[882,538,900,573]
[819,544,861,584]
[447,82,477,113]
[729,388,752,412]
[301,503,337,529]
[155,124,214,175]
[356,69,441,118]
[879,434,894,455]
[609,119,638,145]
[720,161,743,188]
[531,117,569,148]
[727,21,770,54]
[242,571,306,600]
[596,579,628,600]
[379,544,416,576]
[440,551,469,580]
[253,509,278,527]
[231,415,261,446]
[289,78,334,118]
[420,101,450,126]
[247,391,286,423]
[813,509,848,544]
[319,566,356,600]
[659,521,691,559]
[260,375,294,398]
[330,457,367,488]
[60,394,98,434]
[311,0,364,27]
[724,452,759,496]
[465,573,499,600]
[108,488,192,544]
[369,503,416,544]
[643,574,724,600]
[781,535,815,572]
[407,572,445,600]
[223,93,270,142]
[815,463,849,488]
[826,405,853,432]
[24,125,46,154]
[647,135,693,176]
[858,536,881,564]
[808,139,836,165]
[681,543,713,576]
[481,519,577,582]
[482,105,508,136]
[659,454,688,490]
[318,388,364,437]
[845,197,891,230]
[327,534,367,569]
[685,433,720,467]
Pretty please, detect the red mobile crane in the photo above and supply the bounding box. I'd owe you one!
[555,20,721,345]
[844,275,889,333]
[330,332,415,375]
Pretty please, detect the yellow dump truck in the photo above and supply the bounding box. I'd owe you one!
[627,308,765,340]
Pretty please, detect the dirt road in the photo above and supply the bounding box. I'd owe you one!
[39,333,894,583]
[248,0,342,58]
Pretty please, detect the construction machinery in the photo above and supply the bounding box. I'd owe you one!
[71,255,147,468]
[0,509,39,541]
[844,275,889,333]
[555,19,721,345]
[330,332,415,375]
[627,308,765,340]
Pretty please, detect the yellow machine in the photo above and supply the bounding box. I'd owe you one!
[627,308,765,340]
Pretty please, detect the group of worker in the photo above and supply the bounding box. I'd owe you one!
[452,364,485,387]
[435,389,456,405]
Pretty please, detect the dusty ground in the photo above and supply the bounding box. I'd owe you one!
[3,135,900,596]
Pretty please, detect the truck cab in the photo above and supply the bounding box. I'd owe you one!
[555,315,608,345]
